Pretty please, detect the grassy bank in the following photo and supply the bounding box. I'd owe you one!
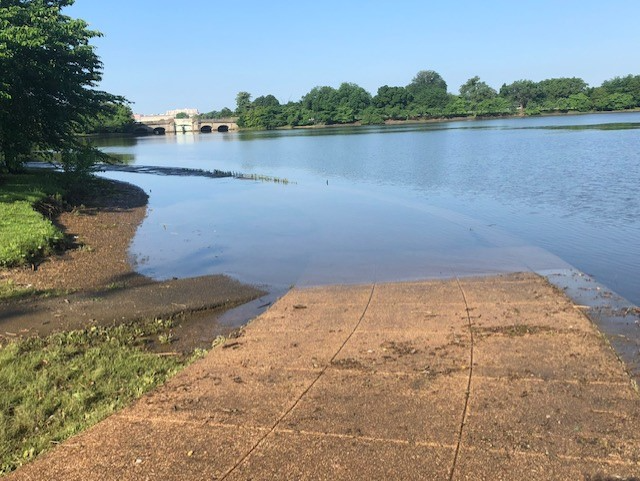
[0,318,208,475]
[0,171,68,268]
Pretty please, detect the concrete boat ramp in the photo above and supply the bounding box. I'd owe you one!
[8,273,640,480]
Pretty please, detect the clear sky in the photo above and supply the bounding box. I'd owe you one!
[66,0,640,115]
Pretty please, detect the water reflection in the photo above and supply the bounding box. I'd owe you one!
[95,112,640,304]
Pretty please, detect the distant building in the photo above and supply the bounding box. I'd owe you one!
[134,109,201,123]
[165,108,199,117]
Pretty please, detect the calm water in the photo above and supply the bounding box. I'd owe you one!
[98,112,640,305]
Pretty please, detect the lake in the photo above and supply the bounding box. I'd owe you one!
[97,112,640,306]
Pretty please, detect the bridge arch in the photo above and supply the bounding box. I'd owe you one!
[217,125,229,132]
[200,125,212,133]
[153,127,166,135]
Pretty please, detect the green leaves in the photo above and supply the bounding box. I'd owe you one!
[219,69,640,131]
[0,0,125,174]
[459,76,497,106]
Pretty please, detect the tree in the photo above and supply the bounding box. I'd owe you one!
[459,76,497,105]
[360,107,385,125]
[235,91,252,114]
[408,70,447,91]
[566,93,592,112]
[0,0,125,174]
[373,85,413,109]
[475,97,514,116]
[336,82,371,113]
[81,102,134,134]
[300,83,372,124]
[407,70,449,110]
[601,74,640,105]
[443,97,470,118]
[199,107,233,119]
[252,94,280,108]
[175,112,190,119]
[238,106,284,129]
[302,86,338,112]
[499,80,541,110]
[537,77,587,101]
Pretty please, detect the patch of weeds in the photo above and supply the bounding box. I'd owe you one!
[157,332,174,345]
[189,348,208,362]
[0,280,37,303]
[235,173,294,185]
[0,280,66,303]
[0,316,200,475]
[75,243,92,253]
[105,281,126,291]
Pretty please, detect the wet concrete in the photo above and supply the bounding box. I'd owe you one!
[543,268,640,385]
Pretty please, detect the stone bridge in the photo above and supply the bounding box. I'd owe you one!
[133,117,239,135]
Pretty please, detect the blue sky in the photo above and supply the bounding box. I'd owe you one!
[66,0,640,115]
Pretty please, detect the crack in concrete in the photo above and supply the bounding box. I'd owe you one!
[449,278,475,481]
[219,284,376,480]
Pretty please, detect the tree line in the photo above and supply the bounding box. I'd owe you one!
[2,1,640,178]
[197,71,640,130]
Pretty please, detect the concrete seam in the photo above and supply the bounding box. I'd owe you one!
[219,283,376,480]
[449,278,475,481]
[272,427,457,449]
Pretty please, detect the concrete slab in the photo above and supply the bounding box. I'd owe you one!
[11,416,266,481]
[468,301,596,333]
[7,274,640,480]
[459,273,571,306]
[357,302,469,333]
[454,448,640,481]
[252,302,365,333]
[473,329,631,382]
[202,328,349,370]
[224,431,455,481]
[129,366,319,428]
[333,330,470,376]
[281,370,467,446]
[463,376,640,460]
[371,280,465,306]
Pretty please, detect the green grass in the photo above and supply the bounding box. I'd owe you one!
[0,172,68,267]
[0,318,206,475]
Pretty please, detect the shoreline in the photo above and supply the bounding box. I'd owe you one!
[100,108,640,138]
[284,107,640,130]
[0,177,266,351]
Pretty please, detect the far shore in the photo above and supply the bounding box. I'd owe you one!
[280,107,640,131]
[114,107,640,137]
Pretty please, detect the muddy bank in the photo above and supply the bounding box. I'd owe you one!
[0,178,265,351]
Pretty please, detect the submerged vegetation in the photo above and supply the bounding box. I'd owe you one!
[0,318,208,475]
[101,164,294,184]
[199,71,640,130]
[0,165,291,272]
